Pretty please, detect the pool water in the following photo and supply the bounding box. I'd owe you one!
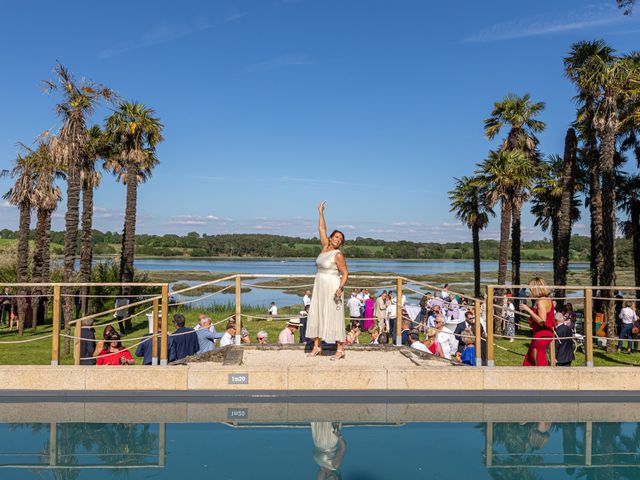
[1,404,639,479]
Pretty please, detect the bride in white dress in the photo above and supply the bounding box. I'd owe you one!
[306,202,349,360]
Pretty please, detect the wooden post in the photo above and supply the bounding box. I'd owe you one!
[486,286,495,367]
[51,285,61,366]
[486,421,493,467]
[475,299,482,367]
[550,337,556,367]
[152,298,159,366]
[160,285,169,365]
[585,421,592,466]
[73,316,82,366]
[584,288,594,367]
[235,275,242,345]
[396,277,403,346]
[49,423,57,466]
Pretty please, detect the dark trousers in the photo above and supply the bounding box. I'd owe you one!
[116,316,126,335]
[619,323,634,351]
[1,304,10,325]
[299,316,308,344]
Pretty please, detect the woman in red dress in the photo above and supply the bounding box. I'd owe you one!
[519,277,555,366]
[96,332,134,366]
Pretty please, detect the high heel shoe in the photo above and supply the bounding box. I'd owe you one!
[330,350,345,361]
[307,347,322,357]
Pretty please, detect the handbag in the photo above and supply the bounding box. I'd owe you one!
[632,322,640,336]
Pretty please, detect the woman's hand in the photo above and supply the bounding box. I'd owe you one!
[519,303,531,314]
[335,287,343,298]
[318,201,326,213]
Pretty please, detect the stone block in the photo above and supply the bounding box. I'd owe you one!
[187,366,287,390]
[0,366,86,390]
[483,367,578,390]
[578,367,640,391]
[287,365,387,390]
[386,366,484,390]
[84,366,188,390]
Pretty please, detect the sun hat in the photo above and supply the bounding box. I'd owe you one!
[287,318,301,327]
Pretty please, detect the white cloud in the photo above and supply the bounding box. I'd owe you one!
[465,4,627,43]
[337,224,356,230]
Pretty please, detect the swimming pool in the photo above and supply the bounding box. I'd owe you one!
[1,399,638,479]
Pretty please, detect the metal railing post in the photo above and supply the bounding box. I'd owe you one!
[395,277,403,346]
[51,285,60,366]
[486,286,494,367]
[235,275,242,345]
[152,298,159,366]
[584,287,594,367]
[160,284,169,365]
[474,299,482,367]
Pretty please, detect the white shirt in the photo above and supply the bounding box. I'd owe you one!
[220,332,234,347]
[303,295,311,307]
[347,296,361,317]
[620,307,638,325]
[411,341,428,353]
[401,294,407,307]
[268,305,278,316]
[387,299,397,319]
[363,293,370,301]
[507,302,515,320]
[436,326,458,359]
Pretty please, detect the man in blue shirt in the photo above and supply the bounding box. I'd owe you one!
[135,325,175,365]
[169,314,199,362]
[196,316,223,353]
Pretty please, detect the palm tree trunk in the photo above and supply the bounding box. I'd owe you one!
[472,223,481,299]
[80,180,94,316]
[631,203,640,304]
[598,111,618,353]
[62,165,81,354]
[16,203,31,336]
[510,201,522,291]
[120,161,139,331]
[497,199,511,334]
[585,107,604,288]
[555,128,578,302]
[32,208,51,330]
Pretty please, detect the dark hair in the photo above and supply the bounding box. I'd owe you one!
[107,332,123,349]
[103,325,116,340]
[329,230,345,247]
[409,332,420,342]
[378,332,389,344]
[173,314,186,328]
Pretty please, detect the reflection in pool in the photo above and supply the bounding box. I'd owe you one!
[2,405,640,479]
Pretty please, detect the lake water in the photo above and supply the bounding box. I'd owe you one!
[2,400,637,479]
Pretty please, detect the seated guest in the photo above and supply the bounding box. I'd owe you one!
[423,327,444,357]
[256,330,268,345]
[427,304,442,329]
[368,326,380,344]
[196,317,217,354]
[80,318,96,366]
[346,321,361,345]
[93,325,117,357]
[458,329,476,366]
[435,314,457,359]
[240,327,251,344]
[135,325,169,365]
[400,319,412,346]
[409,331,428,353]
[169,314,199,361]
[454,310,476,354]
[278,318,300,345]
[220,321,237,347]
[96,333,134,365]
[555,313,575,366]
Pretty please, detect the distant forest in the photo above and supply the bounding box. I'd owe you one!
[0,229,636,267]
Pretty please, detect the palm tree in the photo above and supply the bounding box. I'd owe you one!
[79,125,105,316]
[2,151,36,335]
[564,40,614,288]
[575,52,640,349]
[29,140,63,329]
[618,0,635,15]
[449,176,493,298]
[43,64,116,352]
[104,102,163,328]
[476,150,538,332]
[618,175,640,303]
[530,155,581,305]
[484,93,546,289]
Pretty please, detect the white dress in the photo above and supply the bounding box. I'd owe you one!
[306,249,346,343]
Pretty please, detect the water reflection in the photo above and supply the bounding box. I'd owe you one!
[2,404,640,479]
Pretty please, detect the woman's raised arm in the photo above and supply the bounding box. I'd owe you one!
[318,201,329,248]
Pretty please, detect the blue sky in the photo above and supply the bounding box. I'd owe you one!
[0,0,639,242]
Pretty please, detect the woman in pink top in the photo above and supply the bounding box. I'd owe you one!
[362,296,375,331]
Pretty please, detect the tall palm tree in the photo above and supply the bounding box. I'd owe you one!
[29,140,63,329]
[449,176,493,298]
[555,127,579,296]
[564,40,614,288]
[530,155,581,305]
[2,151,36,335]
[79,125,105,316]
[484,93,546,289]
[43,64,116,352]
[104,102,163,329]
[575,52,640,349]
[476,150,537,332]
[618,174,640,304]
